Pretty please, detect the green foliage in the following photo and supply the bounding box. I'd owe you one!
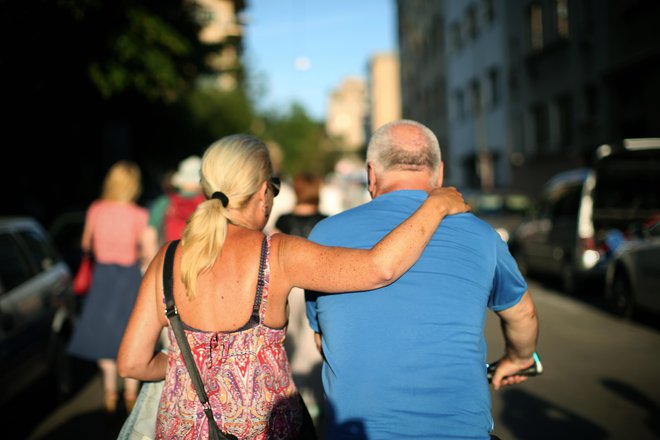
[88,7,195,100]
[49,0,213,102]
[185,85,256,143]
[258,103,334,177]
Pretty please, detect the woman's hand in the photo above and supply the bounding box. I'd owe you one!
[427,186,471,216]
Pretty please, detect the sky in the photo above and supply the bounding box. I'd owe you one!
[242,0,396,121]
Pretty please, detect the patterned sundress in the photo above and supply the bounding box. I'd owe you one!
[156,236,306,439]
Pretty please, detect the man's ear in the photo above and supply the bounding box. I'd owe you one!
[435,161,444,187]
[367,162,377,198]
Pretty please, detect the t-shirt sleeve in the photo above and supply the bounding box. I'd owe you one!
[305,290,321,333]
[489,234,528,312]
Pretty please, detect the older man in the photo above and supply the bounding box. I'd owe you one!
[305,119,539,440]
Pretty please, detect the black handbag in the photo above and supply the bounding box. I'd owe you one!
[162,240,238,440]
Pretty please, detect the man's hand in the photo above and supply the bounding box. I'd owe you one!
[491,355,536,390]
[428,186,471,216]
[314,332,324,359]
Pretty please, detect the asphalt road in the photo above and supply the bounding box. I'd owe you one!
[486,279,660,440]
[8,279,660,440]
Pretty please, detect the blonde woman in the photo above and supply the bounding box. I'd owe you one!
[68,160,148,415]
[118,134,469,439]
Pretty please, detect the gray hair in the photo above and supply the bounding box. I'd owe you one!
[366,119,441,176]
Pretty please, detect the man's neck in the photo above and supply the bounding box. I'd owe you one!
[373,174,435,198]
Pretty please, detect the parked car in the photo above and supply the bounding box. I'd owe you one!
[464,190,532,244]
[509,139,660,295]
[48,210,86,274]
[0,216,77,405]
[605,216,660,318]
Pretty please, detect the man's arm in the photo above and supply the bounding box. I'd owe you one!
[492,291,539,390]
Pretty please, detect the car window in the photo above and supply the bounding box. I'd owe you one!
[18,230,57,273]
[594,172,660,212]
[0,233,34,294]
[551,184,582,218]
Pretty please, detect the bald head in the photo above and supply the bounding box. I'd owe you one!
[366,119,441,175]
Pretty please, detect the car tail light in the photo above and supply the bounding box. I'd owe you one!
[579,237,601,269]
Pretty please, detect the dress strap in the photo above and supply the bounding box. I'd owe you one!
[234,235,270,331]
[256,236,271,323]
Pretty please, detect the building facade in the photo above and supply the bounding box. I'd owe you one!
[196,0,246,91]
[325,76,368,152]
[368,52,402,133]
[396,0,660,194]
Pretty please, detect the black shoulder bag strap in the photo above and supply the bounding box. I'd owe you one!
[162,240,238,440]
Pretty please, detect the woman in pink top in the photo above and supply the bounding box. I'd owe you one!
[68,160,148,415]
[117,135,469,439]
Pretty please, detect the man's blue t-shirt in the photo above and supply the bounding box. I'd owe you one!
[305,190,527,440]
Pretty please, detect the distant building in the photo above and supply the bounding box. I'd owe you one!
[196,0,246,91]
[368,53,402,133]
[396,0,660,194]
[396,1,451,183]
[325,76,368,152]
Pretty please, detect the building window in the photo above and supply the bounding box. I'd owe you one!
[487,68,500,109]
[431,14,444,53]
[532,103,548,153]
[482,0,495,24]
[435,79,446,117]
[556,95,573,149]
[455,90,465,121]
[469,80,482,115]
[466,6,478,40]
[530,4,544,51]
[584,85,598,119]
[451,22,462,51]
[556,0,569,38]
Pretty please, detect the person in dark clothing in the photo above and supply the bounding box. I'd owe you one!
[275,173,327,238]
[274,172,328,426]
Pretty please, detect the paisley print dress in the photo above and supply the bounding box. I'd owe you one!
[156,237,305,439]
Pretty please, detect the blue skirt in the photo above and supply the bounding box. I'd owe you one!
[67,262,142,361]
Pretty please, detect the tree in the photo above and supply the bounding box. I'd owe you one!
[0,0,245,224]
[257,103,334,177]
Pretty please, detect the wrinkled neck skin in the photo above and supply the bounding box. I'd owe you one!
[367,162,444,199]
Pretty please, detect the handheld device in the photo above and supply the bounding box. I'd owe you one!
[487,352,543,383]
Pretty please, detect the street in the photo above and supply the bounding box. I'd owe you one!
[8,279,660,440]
[486,280,660,440]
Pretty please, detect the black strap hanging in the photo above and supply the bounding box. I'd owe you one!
[162,240,238,440]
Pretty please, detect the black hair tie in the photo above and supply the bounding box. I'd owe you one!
[211,191,229,207]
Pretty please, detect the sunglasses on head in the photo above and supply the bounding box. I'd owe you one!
[268,176,281,197]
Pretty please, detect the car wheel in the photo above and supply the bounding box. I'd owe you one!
[609,270,635,319]
[49,329,73,402]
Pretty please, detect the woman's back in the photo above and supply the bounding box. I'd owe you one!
[159,233,309,439]
[171,227,288,331]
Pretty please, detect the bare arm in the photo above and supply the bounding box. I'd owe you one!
[492,291,539,390]
[275,187,469,293]
[117,246,169,381]
[80,212,93,254]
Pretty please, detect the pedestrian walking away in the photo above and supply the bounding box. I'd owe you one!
[67,160,149,416]
[305,119,540,440]
[117,133,470,439]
